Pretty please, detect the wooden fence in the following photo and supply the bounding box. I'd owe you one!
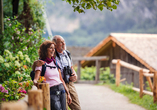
[112,59,157,103]
[1,83,50,110]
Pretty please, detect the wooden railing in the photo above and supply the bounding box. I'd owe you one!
[73,56,108,83]
[112,59,157,103]
[1,83,50,110]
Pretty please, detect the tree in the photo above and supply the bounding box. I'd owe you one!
[63,0,120,13]
[0,0,4,54]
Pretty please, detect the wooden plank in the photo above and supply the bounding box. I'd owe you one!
[73,56,108,61]
[116,59,120,86]
[132,87,153,96]
[112,59,149,73]
[120,78,126,82]
[146,76,153,92]
[143,73,154,77]
[139,69,143,98]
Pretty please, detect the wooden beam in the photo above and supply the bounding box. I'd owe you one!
[143,73,154,77]
[146,77,153,92]
[139,69,144,98]
[74,56,108,61]
[132,87,153,96]
[120,78,126,82]
[116,59,120,86]
[112,59,149,73]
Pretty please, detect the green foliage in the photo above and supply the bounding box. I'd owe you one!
[75,66,115,83]
[0,79,33,103]
[106,83,157,110]
[63,0,120,13]
[99,67,115,83]
[0,50,32,83]
[81,66,95,80]
[1,17,45,62]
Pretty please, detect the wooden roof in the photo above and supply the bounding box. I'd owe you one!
[82,33,157,71]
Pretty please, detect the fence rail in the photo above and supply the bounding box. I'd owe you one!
[112,59,157,103]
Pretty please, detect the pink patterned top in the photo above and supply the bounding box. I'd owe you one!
[35,61,62,87]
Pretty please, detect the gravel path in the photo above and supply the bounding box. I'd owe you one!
[75,83,147,110]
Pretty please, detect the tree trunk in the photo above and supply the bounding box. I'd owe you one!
[12,0,19,17]
[0,0,4,55]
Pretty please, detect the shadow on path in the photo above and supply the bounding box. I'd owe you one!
[75,83,146,110]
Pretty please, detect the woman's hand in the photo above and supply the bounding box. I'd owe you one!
[67,94,72,105]
[33,80,38,87]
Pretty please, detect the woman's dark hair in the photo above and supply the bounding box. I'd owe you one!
[39,40,56,60]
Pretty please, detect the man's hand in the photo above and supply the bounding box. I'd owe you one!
[69,73,77,82]
[32,60,45,71]
[36,60,45,67]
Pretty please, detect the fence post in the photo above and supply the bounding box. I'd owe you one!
[116,59,120,86]
[1,101,28,110]
[28,89,43,110]
[37,83,50,110]
[95,60,101,84]
[77,60,81,81]
[153,71,157,103]
[139,69,143,98]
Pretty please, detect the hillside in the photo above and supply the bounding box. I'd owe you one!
[44,0,157,47]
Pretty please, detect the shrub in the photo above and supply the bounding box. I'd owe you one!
[0,50,31,83]
[0,79,33,103]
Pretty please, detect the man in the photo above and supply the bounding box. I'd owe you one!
[52,35,81,110]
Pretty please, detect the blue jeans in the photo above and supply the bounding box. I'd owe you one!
[50,83,66,110]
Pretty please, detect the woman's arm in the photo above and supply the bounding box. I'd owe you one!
[58,69,72,105]
[33,70,41,86]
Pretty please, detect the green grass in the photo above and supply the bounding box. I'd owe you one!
[100,83,157,110]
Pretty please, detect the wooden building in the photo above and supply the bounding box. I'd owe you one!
[81,33,157,88]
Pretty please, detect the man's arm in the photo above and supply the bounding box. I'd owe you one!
[32,60,45,71]
[69,66,77,82]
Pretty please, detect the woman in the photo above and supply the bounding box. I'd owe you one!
[33,40,72,110]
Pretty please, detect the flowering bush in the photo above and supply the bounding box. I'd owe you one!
[0,50,31,83]
[0,79,33,103]
[1,17,45,62]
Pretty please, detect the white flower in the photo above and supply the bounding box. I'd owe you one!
[20,54,24,60]
[15,71,21,74]
[29,28,32,30]
[17,31,20,35]
[8,18,10,21]
[4,63,10,68]
[15,61,20,67]
[18,51,23,55]
[9,24,11,26]
[0,55,4,63]
[26,57,30,62]
[4,50,11,56]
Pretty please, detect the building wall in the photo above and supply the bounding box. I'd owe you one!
[100,44,148,89]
